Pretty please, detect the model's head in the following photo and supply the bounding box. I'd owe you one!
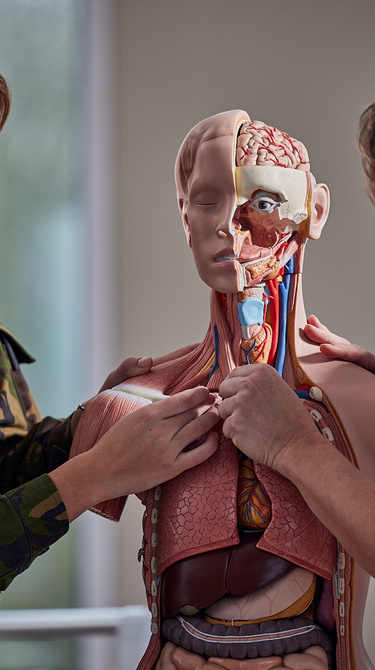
[0,75,10,135]
[175,111,329,293]
[358,103,375,205]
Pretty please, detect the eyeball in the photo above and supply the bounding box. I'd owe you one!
[249,190,281,215]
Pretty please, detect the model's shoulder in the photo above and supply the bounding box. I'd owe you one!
[310,358,375,477]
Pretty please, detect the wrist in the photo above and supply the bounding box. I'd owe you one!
[272,428,328,484]
[49,452,102,522]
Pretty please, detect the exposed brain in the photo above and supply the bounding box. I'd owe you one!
[236,120,310,171]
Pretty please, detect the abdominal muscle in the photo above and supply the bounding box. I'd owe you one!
[203,567,316,624]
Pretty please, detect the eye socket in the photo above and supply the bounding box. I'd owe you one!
[248,191,282,215]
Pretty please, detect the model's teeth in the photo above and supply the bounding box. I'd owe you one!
[215,254,238,262]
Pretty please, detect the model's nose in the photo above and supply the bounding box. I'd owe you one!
[216,205,239,238]
[215,217,231,238]
[230,206,243,232]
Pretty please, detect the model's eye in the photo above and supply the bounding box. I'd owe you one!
[257,199,275,211]
[249,191,281,215]
[191,188,221,207]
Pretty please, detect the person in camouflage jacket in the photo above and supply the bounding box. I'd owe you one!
[0,324,71,591]
[0,74,221,593]
[0,74,72,591]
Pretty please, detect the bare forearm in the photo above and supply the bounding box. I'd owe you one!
[278,435,375,577]
[50,386,220,523]
[219,366,375,577]
[49,453,108,522]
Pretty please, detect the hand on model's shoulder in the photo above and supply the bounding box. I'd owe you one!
[305,315,375,374]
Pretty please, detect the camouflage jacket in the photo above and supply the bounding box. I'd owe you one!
[0,324,71,591]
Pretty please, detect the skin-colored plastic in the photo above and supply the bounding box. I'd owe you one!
[152,111,375,670]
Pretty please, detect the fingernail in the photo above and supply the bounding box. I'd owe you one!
[138,357,151,368]
[211,392,222,406]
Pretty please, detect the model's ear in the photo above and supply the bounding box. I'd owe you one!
[179,198,192,247]
[306,179,330,240]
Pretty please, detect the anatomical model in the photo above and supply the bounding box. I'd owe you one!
[73,111,375,670]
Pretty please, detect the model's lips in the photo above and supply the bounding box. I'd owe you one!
[214,250,239,262]
[214,254,239,262]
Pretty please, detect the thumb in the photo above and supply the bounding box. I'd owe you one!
[99,356,153,391]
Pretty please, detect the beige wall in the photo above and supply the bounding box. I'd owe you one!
[115,0,375,661]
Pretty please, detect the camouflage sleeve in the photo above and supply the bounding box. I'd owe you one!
[0,326,73,590]
[0,473,69,591]
[0,414,73,493]
[0,326,74,492]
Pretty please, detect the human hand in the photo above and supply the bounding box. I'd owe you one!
[51,386,220,521]
[92,386,220,497]
[75,349,182,433]
[70,356,156,436]
[72,346,201,435]
[305,315,375,373]
[100,343,200,392]
[218,365,321,475]
[99,356,154,391]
